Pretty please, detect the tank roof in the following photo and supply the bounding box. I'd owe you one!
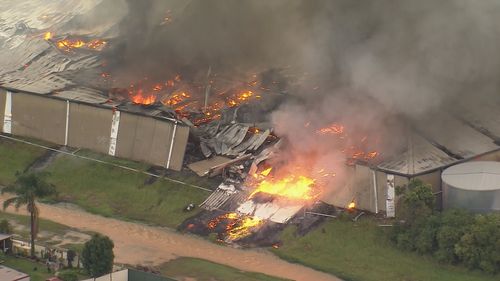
[442,161,500,191]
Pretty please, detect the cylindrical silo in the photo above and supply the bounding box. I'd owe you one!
[441,161,500,213]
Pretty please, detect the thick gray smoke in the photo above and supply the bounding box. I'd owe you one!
[110,0,500,190]
[112,0,500,115]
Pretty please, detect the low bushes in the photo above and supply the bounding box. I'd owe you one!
[390,179,500,274]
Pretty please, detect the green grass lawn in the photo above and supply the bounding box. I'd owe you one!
[0,253,89,281]
[45,150,210,228]
[6,137,495,281]
[0,254,54,281]
[272,217,499,281]
[159,257,290,281]
[0,137,214,228]
[0,138,45,186]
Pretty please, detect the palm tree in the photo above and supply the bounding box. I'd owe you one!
[2,172,56,257]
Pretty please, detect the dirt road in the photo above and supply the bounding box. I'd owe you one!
[0,194,340,281]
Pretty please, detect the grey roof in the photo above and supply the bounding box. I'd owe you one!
[442,161,500,191]
[0,233,12,241]
[0,265,29,281]
[377,132,457,175]
[415,113,498,159]
[0,0,180,122]
[376,110,500,176]
[451,97,500,141]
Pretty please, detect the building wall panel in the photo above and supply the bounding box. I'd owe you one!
[374,172,409,213]
[0,89,5,125]
[68,103,111,154]
[147,119,174,166]
[115,113,175,168]
[11,92,66,144]
[169,125,189,171]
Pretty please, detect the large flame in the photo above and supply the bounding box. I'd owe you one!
[207,212,262,241]
[250,174,317,200]
[227,216,263,240]
[129,89,157,105]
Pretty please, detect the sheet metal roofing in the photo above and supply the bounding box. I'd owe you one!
[0,0,116,101]
[3,1,500,176]
[0,0,178,120]
[442,161,500,191]
[375,109,500,176]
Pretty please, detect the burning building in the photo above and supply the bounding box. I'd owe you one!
[2,0,500,224]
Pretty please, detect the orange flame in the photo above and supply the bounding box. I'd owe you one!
[43,32,53,41]
[207,212,262,241]
[55,37,106,52]
[250,175,318,201]
[348,201,356,210]
[227,216,262,240]
[226,90,256,108]
[164,92,191,106]
[260,167,272,176]
[130,89,156,105]
[317,123,344,135]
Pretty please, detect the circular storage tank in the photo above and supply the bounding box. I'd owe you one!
[442,161,500,213]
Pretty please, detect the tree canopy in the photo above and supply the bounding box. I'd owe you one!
[2,172,56,257]
[81,233,115,277]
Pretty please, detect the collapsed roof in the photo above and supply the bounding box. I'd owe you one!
[3,1,500,177]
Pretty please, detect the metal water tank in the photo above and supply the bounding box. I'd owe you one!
[441,161,500,213]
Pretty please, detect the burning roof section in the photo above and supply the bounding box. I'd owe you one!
[0,1,110,97]
[2,0,500,178]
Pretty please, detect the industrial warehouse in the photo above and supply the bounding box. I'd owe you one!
[3,85,500,216]
[1,1,500,281]
[0,0,499,225]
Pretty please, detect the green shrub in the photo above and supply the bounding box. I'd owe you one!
[455,214,500,274]
[435,209,474,264]
[58,271,78,281]
[388,179,500,274]
[0,219,12,234]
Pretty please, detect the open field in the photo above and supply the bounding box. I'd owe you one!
[0,212,291,281]
[0,135,212,228]
[0,211,91,250]
[273,217,499,281]
[1,136,498,281]
[0,198,337,281]
[159,257,291,281]
[45,149,210,228]
[0,138,45,186]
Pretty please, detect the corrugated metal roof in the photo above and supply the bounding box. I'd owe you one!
[376,111,500,176]
[415,113,498,159]
[451,97,500,141]
[377,132,457,175]
[0,0,183,122]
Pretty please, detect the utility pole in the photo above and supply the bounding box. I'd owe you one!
[204,65,212,112]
